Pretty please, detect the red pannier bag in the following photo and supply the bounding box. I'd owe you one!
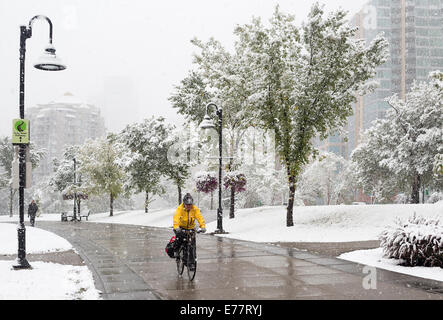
[165,236,176,258]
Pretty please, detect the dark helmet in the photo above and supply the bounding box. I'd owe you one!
[183,193,194,205]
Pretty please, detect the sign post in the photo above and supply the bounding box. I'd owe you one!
[12,119,30,145]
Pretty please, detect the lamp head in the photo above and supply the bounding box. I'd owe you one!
[199,114,216,130]
[34,44,66,71]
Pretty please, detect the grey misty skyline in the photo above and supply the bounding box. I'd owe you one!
[0,0,367,137]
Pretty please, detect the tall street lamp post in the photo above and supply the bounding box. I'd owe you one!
[13,15,66,270]
[199,102,227,234]
[72,158,80,222]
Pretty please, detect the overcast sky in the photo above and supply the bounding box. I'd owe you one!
[0,0,369,137]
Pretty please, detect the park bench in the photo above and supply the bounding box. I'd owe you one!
[79,210,91,221]
[61,211,73,222]
[61,210,90,222]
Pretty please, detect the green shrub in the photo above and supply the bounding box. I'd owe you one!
[379,213,443,267]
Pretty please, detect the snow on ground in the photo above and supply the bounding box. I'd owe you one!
[204,203,443,243]
[90,208,175,227]
[0,261,100,300]
[1,201,443,289]
[0,208,176,228]
[2,202,441,243]
[338,247,443,282]
[0,223,101,300]
[0,223,72,255]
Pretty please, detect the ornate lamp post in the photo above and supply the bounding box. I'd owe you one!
[72,158,80,222]
[13,15,66,270]
[199,102,227,234]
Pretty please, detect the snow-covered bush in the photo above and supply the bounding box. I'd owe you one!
[394,193,409,204]
[427,192,443,204]
[379,213,443,267]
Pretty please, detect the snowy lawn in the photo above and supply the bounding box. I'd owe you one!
[3,202,440,243]
[205,203,443,243]
[2,202,442,288]
[338,247,443,282]
[0,208,176,228]
[0,223,72,255]
[0,261,100,300]
[0,223,101,300]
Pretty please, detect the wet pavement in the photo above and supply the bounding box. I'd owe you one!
[33,221,443,300]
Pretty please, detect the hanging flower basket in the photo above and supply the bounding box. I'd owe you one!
[223,172,247,192]
[63,192,88,200]
[195,172,218,194]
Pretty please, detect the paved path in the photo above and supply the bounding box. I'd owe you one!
[276,240,381,257]
[32,221,443,300]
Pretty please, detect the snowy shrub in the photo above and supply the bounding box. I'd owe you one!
[379,213,443,267]
[394,193,408,204]
[427,192,443,204]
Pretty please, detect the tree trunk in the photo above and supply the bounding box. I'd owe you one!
[178,184,182,205]
[145,192,149,213]
[411,175,421,204]
[110,193,114,217]
[229,185,235,219]
[286,172,295,227]
[210,191,214,210]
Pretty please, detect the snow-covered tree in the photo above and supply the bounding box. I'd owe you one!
[163,126,196,206]
[50,146,80,194]
[170,36,256,213]
[234,4,388,225]
[223,171,246,218]
[49,145,89,215]
[433,154,443,177]
[119,117,175,213]
[0,136,45,216]
[234,128,288,208]
[78,136,127,216]
[352,71,443,203]
[298,152,355,205]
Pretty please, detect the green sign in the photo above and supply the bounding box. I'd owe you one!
[12,119,30,144]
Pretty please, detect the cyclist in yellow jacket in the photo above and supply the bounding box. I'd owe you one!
[173,193,206,270]
[173,193,206,232]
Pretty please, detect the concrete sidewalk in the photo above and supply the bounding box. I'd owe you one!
[6,221,443,300]
[275,240,381,257]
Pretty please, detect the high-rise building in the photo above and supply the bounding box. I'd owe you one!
[27,92,106,178]
[316,0,443,159]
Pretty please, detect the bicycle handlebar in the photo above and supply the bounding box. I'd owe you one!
[177,228,204,234]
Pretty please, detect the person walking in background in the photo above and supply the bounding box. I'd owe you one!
[28,200,38,227]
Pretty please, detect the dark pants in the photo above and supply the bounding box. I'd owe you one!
[29,214,35,227]
[174,231,196,264]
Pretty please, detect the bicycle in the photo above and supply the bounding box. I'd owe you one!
[175,228,203,281]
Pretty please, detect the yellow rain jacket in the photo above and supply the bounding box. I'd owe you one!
[173,203,206,230]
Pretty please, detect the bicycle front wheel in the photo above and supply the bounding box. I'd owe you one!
[186,244,197,281]
[176,248,185,276]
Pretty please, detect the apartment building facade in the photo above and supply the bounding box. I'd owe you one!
[27,92,106,179]
[316,0,443,159]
